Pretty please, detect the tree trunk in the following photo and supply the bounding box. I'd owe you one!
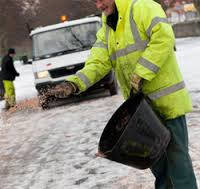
[0,32,8,55]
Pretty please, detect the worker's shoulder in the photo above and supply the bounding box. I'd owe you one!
[2,55,11,64]
[1,55,7,63]
[135,0,161,9]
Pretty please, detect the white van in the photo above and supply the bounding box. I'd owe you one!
[30,16,117,108]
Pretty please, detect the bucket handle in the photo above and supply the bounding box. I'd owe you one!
[129,88,151,103]
[129,88,165,120]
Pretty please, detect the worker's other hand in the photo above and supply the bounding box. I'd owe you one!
[16,72,20,77]
[131,74,142,93]
[51,82,77,98]
[95,151,107,158]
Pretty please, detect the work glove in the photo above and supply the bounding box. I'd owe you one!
[51,81,77,98]
[130,74,142,94]
[16,72,20,77]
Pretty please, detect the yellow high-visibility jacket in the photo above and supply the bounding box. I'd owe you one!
[66,0,192,120]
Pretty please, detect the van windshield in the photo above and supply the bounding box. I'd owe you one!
[32,21,101,59]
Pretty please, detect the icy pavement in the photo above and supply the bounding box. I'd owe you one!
[0,37,200,189]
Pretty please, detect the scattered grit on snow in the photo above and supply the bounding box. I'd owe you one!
[0,37,200,189]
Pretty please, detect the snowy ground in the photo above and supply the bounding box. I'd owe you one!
[0,37,200,189]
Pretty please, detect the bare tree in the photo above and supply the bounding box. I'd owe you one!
[0,0,19,54]
[0,0,98,56]
[0,0,41,55]
[32,0,97,27]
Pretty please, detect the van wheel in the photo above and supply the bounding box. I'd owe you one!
[108,79,118,96]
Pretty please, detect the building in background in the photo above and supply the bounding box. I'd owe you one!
[163,0,198,23]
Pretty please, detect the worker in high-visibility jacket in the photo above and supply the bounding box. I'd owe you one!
[51,0,197,188]
[1,48,20,110]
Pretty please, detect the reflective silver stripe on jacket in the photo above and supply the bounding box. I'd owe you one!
[93,41,108,49]
[110,0,149,61]
[148,81,185,100]
[75,72,91,88]
[139,57,160,73]
[110,41,148,61]
[105,25,109,42]
[146,17,169,37]
[130,0,140,43]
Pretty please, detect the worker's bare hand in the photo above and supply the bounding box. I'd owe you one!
[95,151,107,158]
[131,74,142,93]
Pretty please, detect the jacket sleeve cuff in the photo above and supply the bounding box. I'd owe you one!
[134,63,157,81]
[65,75,87,94]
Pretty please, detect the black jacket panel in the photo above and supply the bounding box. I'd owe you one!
[1,55,19,81]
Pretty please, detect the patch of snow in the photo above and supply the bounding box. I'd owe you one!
[0,37,199,188]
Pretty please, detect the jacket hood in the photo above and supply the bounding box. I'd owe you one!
[115,0,131,17]
[102,0,132,23]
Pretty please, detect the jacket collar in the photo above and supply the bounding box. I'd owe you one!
[106,4,118,30]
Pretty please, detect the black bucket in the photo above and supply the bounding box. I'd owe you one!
[98,93,171,169]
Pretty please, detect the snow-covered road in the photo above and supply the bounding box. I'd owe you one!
[0,37,200,189]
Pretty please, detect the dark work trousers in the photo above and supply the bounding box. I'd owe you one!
[150,115,198,189]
